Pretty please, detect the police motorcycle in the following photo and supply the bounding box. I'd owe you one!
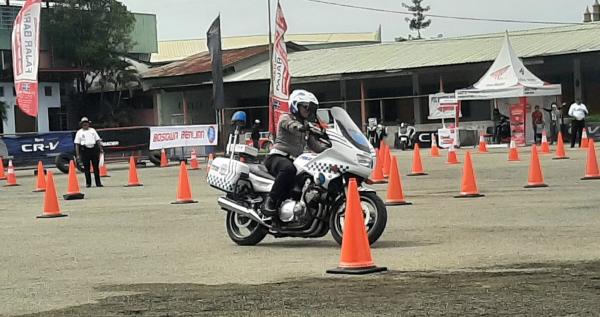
[396,122,416,150]
[208,108,388,246]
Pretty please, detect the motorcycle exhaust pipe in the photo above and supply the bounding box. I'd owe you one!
[218,197,266,225]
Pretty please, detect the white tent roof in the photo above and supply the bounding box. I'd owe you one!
[456,33,561,100]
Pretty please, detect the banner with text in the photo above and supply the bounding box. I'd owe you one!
[149,125,218,150]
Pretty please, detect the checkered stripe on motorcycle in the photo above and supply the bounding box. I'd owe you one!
[307,162,350,174]
[207,174,235,192]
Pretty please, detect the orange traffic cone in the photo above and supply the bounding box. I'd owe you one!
[386,156,412,206]
[540,131,551,154]
[33,161,47,192]
[553,132,569,160]
[172,162,198,204]
[4,160,19,187]
[63,160,85,200]
[455,152,485,198]
[160,148,168,167]
[524,145,548,188]
[581,140,600,180]
[206,153,214,174]
[478,134,488,154]
[430,134,441,157]
[447,146,459,165]
[508,140,520,161]
[370,147,387,184]
[327,178,387,275]
[125,156,143,187]
[99,163,109,178]
[407,144,427,176]
[37,171,68,219]
[382,145,392,178]
[582,128,589,149]
[0,158,6,180]
[189,150,200,170]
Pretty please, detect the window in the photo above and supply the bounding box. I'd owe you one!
[0,86,4,97]
[44,86,53,97]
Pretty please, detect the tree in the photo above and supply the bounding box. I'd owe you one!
[402,0,432,40]
[44,0,136,94]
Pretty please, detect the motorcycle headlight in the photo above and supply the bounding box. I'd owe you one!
[356,153,373,168]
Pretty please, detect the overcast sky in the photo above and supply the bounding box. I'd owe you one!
[120,0,595,41]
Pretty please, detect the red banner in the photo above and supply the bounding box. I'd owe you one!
[269,1,291,134]
[11,0,42,118]
[510,98,527,146]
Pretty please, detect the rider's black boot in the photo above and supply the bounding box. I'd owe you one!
[261,196,278,218]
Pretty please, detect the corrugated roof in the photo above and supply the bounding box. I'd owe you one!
[224,23,600,83]
[151,31,380,63]
[142,45,269,79]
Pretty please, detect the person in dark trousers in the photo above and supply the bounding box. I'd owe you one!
[543,103,561,144]
[560,102,568,137]
[251,119,261,149]
[568,99,589,148]
[262,90,325,217]
[492,108,510,144]
[74,117,104,188]
[531,105,544,144]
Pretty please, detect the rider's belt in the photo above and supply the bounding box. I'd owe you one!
[269,149,297,160]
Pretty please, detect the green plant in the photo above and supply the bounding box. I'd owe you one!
[402,0,432,39]
[586,114,600,122]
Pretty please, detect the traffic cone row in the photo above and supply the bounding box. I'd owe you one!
[582,128,589,149]
[37,171,68,219]
[327,178,387,275]
[447,145,459,165]
[524,145,548,188]
[4,160,19,187]
[553,132,569,160]
[582,140,600,180]
[63,160,84,200]
[478,134,488,154]
[407,144,427,176]
[430,134,441,158]
[455,152,484,198]
[386,156,412,206]
[160,149,169,168]
[125,156,143,187]
[172,162,198,204]
[508,140,520,161]
[540,131,551,154]
[189,150,200,170]
[370,147,387,184]
[0,158,6,180]
[382,144,391,178]
[33,161,47,192]
[206,153,214,174]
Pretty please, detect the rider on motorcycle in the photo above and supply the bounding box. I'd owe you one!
[262,90,324,217]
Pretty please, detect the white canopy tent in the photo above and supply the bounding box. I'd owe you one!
[455,33,562,100]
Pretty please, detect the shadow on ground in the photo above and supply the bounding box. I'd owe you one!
[18,262,600,317]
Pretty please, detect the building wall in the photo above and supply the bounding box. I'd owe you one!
[0,82,61,134]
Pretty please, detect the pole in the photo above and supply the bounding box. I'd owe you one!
[267,0,275,135]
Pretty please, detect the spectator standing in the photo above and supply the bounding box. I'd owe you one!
[531,105,544,144]
[543,103,561,144]
[74,117,104,188]
[251,119,261,149]
[568,99,589,148]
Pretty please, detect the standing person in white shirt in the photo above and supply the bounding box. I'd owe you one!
[568,99,589,148]
[74,117,104,187]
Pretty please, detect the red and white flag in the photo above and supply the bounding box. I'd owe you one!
[12,0,42,117]
[269,1,291,134]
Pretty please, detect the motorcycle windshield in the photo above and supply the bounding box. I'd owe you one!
[329,107,372,153]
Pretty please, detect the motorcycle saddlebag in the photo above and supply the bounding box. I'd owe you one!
[207,157,249,193]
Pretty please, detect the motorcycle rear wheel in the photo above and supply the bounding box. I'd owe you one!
[225,211,268,246]
[329,192,387,246]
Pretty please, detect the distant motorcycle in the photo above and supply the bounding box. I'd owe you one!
[396,123,416,150]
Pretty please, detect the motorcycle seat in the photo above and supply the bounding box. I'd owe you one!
[248,164,275,181]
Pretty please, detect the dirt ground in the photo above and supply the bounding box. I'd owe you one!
[2,146,600,316]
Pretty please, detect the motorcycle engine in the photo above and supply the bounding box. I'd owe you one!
[279,200,307,223]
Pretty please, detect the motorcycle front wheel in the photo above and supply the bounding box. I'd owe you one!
[329,192,388,245]
[225,211,268,246]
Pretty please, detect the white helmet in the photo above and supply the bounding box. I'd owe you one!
[254,119,261,124]
[289,89,319,116]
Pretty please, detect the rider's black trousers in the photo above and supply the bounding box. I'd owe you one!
[265,154,297,203]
